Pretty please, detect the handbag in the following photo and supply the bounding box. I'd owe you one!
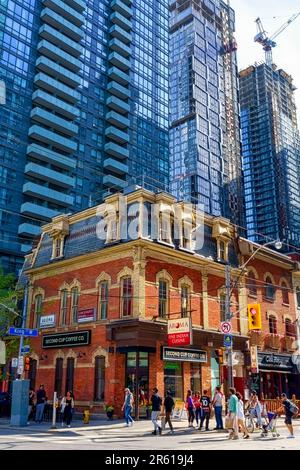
[225,414,234,429]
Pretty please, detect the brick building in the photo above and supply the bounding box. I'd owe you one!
[18,188,300,417]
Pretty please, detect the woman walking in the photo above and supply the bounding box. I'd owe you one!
[236,392,249,439]
[61,391,75,428]
[122,388,134,427]
[186,390,195,427]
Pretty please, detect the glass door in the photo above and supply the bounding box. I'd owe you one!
[125,352,149,419]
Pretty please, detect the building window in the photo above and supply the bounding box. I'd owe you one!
[164,362,183,400]
[60,289,68,326]
[265,277,275,300]
[121,277,132,317]
[99,281,109,320]
[285,318,295,337]
[94,356,105,401]
[159,212,173,244]
[219,241,225,261]
[54,358,63,397]
[297,287,300,309]
[181,286,190,317]
[71,287,79,323]
[34,294,43,328]
[28,359,37,391]
[52,237,64,259]
[220,293,226,322]
[247,271,257,297]
[65,357,74,395]
[268,315,277,334]
[281,282,289,304]
[159,280,168,318]
[182,220,192,250]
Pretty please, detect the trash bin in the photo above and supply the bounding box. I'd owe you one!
[83,409,90,424]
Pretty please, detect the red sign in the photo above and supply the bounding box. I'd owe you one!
[78,308,95,323]
[167,318,192,347]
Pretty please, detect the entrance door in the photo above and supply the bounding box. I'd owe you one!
[125,352,149,419]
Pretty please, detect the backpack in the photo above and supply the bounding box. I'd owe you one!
[288,400,299,417]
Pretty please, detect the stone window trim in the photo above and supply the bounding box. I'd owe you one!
[51,235,65,260]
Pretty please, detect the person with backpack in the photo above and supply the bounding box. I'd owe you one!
[150,387,162,435]
[278,393,298,439]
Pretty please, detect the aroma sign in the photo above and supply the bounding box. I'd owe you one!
[167,318,193,347]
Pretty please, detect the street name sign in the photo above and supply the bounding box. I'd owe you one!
[8,327,38,337]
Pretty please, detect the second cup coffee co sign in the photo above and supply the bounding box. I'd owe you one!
[167,318,193,346]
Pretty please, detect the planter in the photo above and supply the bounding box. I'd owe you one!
[106,411,114,420]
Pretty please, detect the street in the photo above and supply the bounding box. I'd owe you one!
[0,418,299,450]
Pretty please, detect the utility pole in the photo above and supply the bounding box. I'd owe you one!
[225,263,233,389]
[17,283,29,378]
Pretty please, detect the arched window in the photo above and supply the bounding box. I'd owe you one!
[247,271,257,297]
[285,318,295,337]
[268,315,277,334]
[28,359,37,391]
[71,287,79,323]
[159,279,168,318]
[54,358,63,397]
[94,356,105,401]
[265,276,275,300]
[60,289,68,326]
[34,294,43,328]
[98,281,109,320]
[181,286,190,318]
[121,277,132,317]
[65,357,74,395]
[296,287,300,309]
[281,282,289,304]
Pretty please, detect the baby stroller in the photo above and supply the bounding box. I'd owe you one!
[260,412,280,438]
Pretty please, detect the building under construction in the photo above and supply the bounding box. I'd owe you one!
[239,63,300,250]
[169,0,244,228]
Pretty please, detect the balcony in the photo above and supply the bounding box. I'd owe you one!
[107,66,129,87]
[43,0,84,26]
[105,126,129,144]
[37,40,81,72]
[264,334,282,351]
[36,56,81,88]
[21,202,60,221]
[32,90,80,120]
[107,81,130,100]
[18,223,41,237]
[40,8,84,41]
[23,182,74,206]
[39,24,82,58]
[281,335,297,352]
[109,38,131,58]
[103,158,128,175]
[106,95,130,114]
[110,11,132,31]
[28,125,77,153]
[109,24,132,44]
[26,143,76,170]
[25,162,75,188]
[30,107,78,137]
[106,110,129,129]
[104,142,129,160]
[34,73,80,103]
[103,174,127,190]
[64,0,85,13]
[108,51,130,71]
[111,0,132,18]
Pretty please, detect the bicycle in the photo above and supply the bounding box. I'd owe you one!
[245,409,268,433]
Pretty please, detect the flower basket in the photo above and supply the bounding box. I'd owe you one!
[104,404,114,420]
[265,333,281,350]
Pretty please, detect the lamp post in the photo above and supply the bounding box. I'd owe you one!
[225,239,282,391]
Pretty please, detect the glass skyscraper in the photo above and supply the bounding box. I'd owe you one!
[0,0,169,274]
[240,63,300,249]
[169,0,244,227]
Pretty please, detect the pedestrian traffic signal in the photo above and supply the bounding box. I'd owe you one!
[215,348,224,365]
[24,356,30,371]
[248,303,262,330]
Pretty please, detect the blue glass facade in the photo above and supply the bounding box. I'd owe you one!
[0,0,169,274]
[240,64,300,249]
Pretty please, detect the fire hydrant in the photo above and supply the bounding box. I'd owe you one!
[83,410,90,424]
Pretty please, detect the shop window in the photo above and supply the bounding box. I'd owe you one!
[164,362,183,400]
[60,289,68,326]
[28,359,37,391]
[71,287,79,323]
[94,356,105,402]
[65,358,74,395]
[285,318,295,337]
[34,294,43,328]
[159,280,168,318]
[281,282,289,304]
[219,293,226,322]
[265,277,275,301]
[121,277,132,317]
[190,363,201,394]
[98,281,109,320]
[181,286,190,317]
[54,358,63,397]
[247,271,257,297]
[268,315,277,334]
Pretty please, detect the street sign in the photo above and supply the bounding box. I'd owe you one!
[21,345,30,353]
[221,321,232,334]
[224,334,232,348]
[11,357,18,368]
[8,327,38,337]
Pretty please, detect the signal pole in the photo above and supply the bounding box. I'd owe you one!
[225,263,233,389]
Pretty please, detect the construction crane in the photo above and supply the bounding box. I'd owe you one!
[254,12,300,66]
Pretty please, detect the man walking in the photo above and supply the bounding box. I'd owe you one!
[150,387,162,435]
[199,390,211,431]
[163,390,175,434]
[278,393,297,439]
[212,386,224,430]
[228,387,239,439]
[35,384,47,424]
[122,388,134,427]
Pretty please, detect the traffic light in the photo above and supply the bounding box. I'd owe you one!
[24,356,30,372]
[248,303,262,330]
[215,348,224,365]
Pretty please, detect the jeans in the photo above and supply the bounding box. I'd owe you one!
[151,411,161,431]
[250,405,262,427]
[165,411,173,431]
[214,406,223,429]
[63,406,73,426]
[125,405,133,425]
[200,411,210,430]
[35,403,45,423]
[195,408,202,426]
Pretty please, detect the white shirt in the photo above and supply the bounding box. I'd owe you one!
[213,392,223,407]
[237,399,245,419]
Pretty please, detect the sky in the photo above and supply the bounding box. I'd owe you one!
[230,0,300,121]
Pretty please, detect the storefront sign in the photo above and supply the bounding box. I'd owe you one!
[258,352,293,372]
[167,318,192,346]
[39,314,56,328]
[250,345,258,373]
[163,347,207,363]
[42,330,91,348]
[78,308,95,323]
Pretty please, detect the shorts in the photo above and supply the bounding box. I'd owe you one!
[285,415,292,425]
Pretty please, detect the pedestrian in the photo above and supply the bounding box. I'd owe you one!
[150,387,162,435]
[228,387,239,439]
[236,392,249,439]
[61,390,75,428]
[28,388,35,424]
[35,384,47,424]
[162,390,175,434]
[277,393,297,439]
[186,390,195,427]
[212,386,224,430]
[193,392,202,428]
[122,388,134,427]
[199,390,211,431]
[248,390,262,428]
